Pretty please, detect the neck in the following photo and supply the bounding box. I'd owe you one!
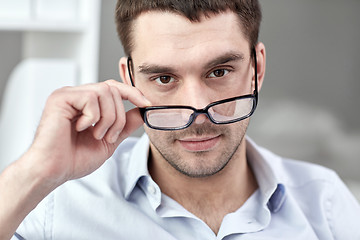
[149,138,258,234]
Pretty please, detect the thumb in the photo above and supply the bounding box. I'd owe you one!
[116,108,144,143]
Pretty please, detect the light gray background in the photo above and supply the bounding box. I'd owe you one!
[1,1,359,187]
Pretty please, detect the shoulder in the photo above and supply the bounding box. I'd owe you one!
[16,136,144,239]
[259,147,360,236]
[257,145,339,188]
[278,156,360,237]
[252,142,347,209]
[281,158,338,187]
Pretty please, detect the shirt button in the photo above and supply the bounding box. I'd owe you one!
[148,185,157,195]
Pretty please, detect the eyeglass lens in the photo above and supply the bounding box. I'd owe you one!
[145,97,255,129]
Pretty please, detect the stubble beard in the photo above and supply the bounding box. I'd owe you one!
[146,120,249,178]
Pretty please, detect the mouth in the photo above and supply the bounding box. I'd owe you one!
[177,135,221,152]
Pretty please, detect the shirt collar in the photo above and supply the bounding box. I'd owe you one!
[124,134,151,199]
[123,134,287,213]
[246,137,287,213]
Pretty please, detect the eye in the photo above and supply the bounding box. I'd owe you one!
[208,69,230,78]
[154,75,175,85]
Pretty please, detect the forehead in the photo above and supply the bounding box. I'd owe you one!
[131,11,250,61]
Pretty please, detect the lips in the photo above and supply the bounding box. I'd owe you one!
[178,135,221,152]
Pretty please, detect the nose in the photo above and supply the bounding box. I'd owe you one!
[179,78,213,125]
[181,77,212,107]
[193,113,208,125]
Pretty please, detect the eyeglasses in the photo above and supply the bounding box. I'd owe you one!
[128,48,258,131]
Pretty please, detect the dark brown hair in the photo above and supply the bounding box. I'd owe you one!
[115,0,262,56]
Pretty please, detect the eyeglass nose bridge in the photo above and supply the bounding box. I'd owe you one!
[188,107,215,126]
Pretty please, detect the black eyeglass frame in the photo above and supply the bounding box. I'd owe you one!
[127,48,259,131]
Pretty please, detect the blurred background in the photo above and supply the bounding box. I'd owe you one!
[0,0,359,199]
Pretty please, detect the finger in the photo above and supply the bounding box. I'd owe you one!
[64,90,100,132]
[104,80,152,107]
[75,104,100,132]
[91,83,117,140]
[116,108,144,144]
[104,86,126,143]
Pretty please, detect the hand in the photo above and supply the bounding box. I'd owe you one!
[27,79,150,186]
[0,80,149,240]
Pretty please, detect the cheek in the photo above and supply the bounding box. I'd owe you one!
[226,118,250,140]
[144,126,174,144]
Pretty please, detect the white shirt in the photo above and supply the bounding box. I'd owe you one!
[14,134,360,239]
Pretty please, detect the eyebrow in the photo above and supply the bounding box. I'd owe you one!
[138,64,175,75]
[204,51,245,70]
[137,51,245,75]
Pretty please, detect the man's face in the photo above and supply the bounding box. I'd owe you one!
[130,11,255,178]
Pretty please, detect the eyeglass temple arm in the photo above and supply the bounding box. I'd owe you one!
[127,56,135,86]
[252,48,259,105]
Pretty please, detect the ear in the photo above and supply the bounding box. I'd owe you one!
[253,42,266,92]
[119,57,132,86]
